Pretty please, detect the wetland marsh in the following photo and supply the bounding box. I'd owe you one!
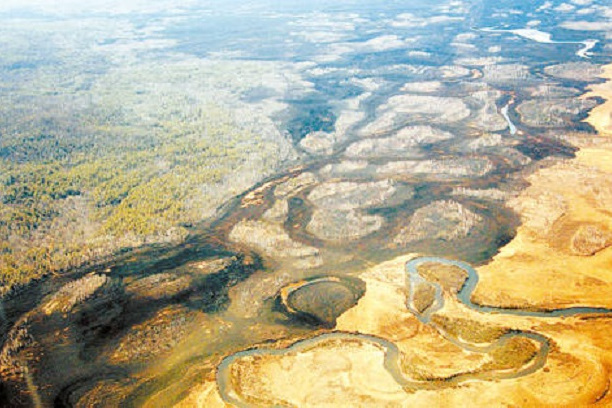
[1,0,612,406]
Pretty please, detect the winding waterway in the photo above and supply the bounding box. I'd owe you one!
[216,330,549,408]
[479,27,598,59]
[406,257,612,317]
[500,102,517,135]
[3,2,611,405]
[215,255,612,407]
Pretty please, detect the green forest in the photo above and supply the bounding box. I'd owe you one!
[0,63,290,291]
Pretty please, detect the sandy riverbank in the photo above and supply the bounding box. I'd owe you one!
[174,64,612,408]
[474,66,612,310]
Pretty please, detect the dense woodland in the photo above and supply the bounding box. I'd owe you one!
[0,62,291,291]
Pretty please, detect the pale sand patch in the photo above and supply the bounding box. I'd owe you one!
[582,64,612,135]
[475,64,612,309]
[172,64,612,408]
[174,253,612,407]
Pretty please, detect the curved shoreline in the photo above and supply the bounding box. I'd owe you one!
[406,257,612,318]
[216,330,549,408]
[278,276,365,326]
[279,276,344,316]
[216,251,612,407]
[583,64,612,136]
[219,253,612,407]
[478,27,598,58]
[500,101,517,135]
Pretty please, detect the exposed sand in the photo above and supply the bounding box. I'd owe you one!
[174,64,612,408]
[176,255,612,407]
[583,65,612,136]
[474,65,612,309]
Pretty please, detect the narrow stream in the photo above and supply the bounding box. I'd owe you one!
[500,103,517,135]
[215,254,612,406]
[406,257,612,317]
[478,27,598,59]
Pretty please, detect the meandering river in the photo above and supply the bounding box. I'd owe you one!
[216,254,612,406]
